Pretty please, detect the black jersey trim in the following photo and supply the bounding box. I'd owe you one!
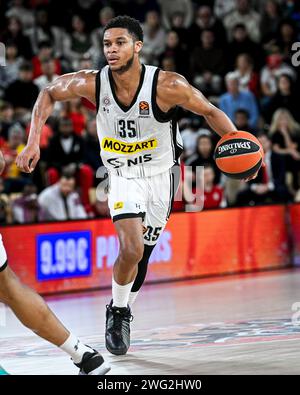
[95,70,101,113]
[0,260,8,272]
[170,117,183,163]
[166,169,174,220]
[151,68,178,123]
[113,212,145,223]
[166,164,181,221]
[108,64,146,113]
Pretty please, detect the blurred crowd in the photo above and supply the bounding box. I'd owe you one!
[1,0,300,224]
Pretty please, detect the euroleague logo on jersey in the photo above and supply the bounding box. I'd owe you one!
[139,101,150,115]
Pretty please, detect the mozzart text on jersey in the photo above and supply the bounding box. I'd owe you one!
[102,137,157,154]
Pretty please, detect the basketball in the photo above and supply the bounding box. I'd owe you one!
[214,131,264,179]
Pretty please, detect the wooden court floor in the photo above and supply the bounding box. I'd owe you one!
[1,268,300,375]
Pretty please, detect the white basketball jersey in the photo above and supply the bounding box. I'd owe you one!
[95,64,183,178]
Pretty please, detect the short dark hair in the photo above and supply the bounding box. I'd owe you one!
[233,23,247,31]
[103,15,143,42]
[61,169,76,180]
[257,131,270,140]
[20,61,33,72]
[235,109,250,118]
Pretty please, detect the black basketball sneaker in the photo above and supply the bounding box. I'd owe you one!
[105,300,133,355]
[75,349,111,375]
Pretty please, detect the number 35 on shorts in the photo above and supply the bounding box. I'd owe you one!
[143,226,162,242]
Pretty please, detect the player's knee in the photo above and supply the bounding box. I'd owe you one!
[119,241,144,266]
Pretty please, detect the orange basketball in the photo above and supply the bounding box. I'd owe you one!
[214,131,264,179]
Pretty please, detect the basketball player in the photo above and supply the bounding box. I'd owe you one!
[0,151,110,375]
[16,16,258,356]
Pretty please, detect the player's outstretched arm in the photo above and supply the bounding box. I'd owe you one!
[157,71,262,181]
[16,70,97,173]
[157,71,237,137]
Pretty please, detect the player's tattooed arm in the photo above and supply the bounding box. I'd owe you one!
[157,71,237,138]
[16,70,97,173]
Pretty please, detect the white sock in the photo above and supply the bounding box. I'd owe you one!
[112,277,134,308]
[60,333,93,363]
[128,291,139,307]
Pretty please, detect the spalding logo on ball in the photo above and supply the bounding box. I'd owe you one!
[214,131,264,179]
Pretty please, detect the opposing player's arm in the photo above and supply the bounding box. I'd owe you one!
[157,72,237,137]
[16,70,97,173]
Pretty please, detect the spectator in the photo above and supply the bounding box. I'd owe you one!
[168,11,190,49]
[12,183,46,223]
[4,61,39,117]
[260,53,296,99]
[236,132,290,205]
[26,7,66,57]
[190,29,226,97]
[219,72,259,129]
[141,10,166,64]
[260,0,282,46]
[126,0,160,23]
[160,56,176,72]
[0,41,23,93]
[234,109,257,135]
[38,172,87,221]
[180,118,210,158]
[157,0,193,29]
[83,119,103,174]
[0,102,15,141]
[91,6,115,68]
[0,16,33,59]
[60,100,87,136]
[0,123,29,193]
[227,23,265,70]
[224,0,261,42]
[63,15,93,69]
[32,41,62,79]
[269,108,300,190]
[185,134,221,184]
[232,54,260,97]
[76,54,97,112]
[5,0,34,30]
[214,0,236,19]
[45,117,93,208]
[188,5,227,48]
[159,30,189,76]
[34,58,60,90]
[264,74,300,123]
[274,20,298,62]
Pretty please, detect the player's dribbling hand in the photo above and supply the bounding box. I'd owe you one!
[16,143,40,173]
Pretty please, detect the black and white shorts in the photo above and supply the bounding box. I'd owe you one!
[108,166,180,246]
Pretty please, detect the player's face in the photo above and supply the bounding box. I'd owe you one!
[103,28,142,73]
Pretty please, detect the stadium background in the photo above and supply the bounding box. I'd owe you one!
[1,0,300,292]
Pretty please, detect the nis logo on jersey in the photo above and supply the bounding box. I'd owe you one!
[102,137,157,154]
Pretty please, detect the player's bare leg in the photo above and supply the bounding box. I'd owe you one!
[0,249,110,375]
[0,266,69,345]
[106,217,144,355]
